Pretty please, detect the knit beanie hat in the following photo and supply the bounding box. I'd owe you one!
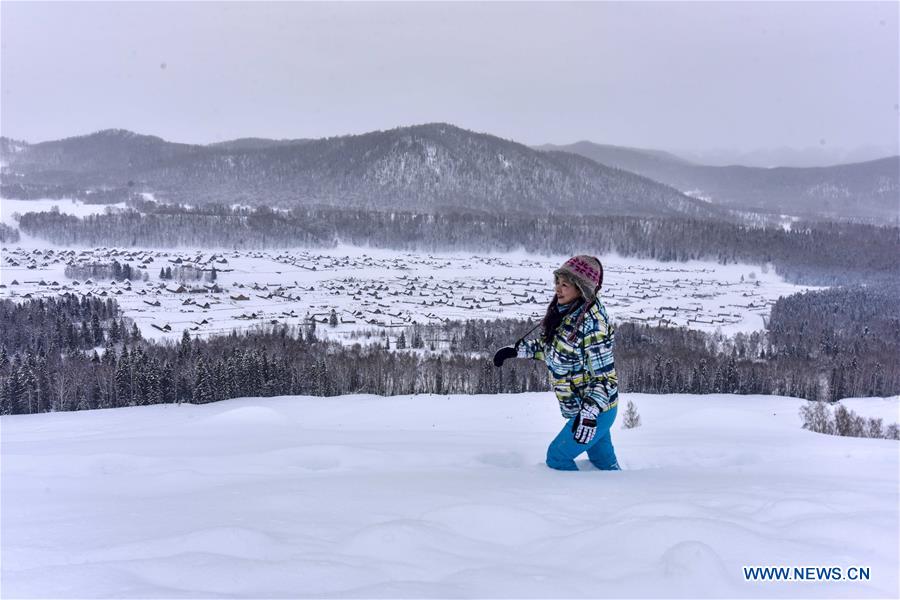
[551,255,604,342]
[554,255,603,304]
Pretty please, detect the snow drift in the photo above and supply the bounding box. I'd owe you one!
[2,392,898,598]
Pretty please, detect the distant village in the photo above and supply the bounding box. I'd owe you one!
[1,246,793,342]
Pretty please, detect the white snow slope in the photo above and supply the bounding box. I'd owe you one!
[2,393,898,599]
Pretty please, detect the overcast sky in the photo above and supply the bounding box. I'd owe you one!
[2,1,898,160]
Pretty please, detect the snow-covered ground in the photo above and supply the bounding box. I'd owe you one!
[2,393,897,598]
[0,198,128,229]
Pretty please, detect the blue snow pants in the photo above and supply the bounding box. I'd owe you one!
[546,404,620,471]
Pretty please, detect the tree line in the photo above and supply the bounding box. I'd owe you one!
[0,294,141,355]
[2,281,897,415]
[14,201,900,286]
[800,401,899,440]
[0,222,20,243]
[1,182,134,204]
[63,259,150,282]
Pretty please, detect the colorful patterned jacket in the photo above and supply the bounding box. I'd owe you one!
[518,299,618,418]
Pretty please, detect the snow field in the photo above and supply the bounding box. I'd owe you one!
[2,393,898,598]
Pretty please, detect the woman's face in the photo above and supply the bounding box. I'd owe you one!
[554,275,581,304]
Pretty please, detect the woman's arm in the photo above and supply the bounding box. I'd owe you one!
[517,337,546,361]
[580,311,618,411]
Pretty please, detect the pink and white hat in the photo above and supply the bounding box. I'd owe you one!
[554,255,604,303]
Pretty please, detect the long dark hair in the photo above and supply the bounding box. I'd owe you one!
[540,295,584,344]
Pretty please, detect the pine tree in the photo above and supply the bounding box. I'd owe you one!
[75,385,90,411]
[622,400,641,429]
[80,320,91,348]
[65,321,78,350]
[193,357,212,404]
[477,361,495,394]
[712,363,725,393]
[20,352,38,413]
[178,330,192,362]
[224,356,239,399]
[102,341,116,367]
[91,313,103,345]
[697,359,709,394]
[259,351,270,390]
[329,309,338,328]
[664,359,676,393]
[241,351,258,396]
[0,379,8,415]
[1,367,22,415]
[176,372,191,404]
[396,332,407,349]
[145,358,163,405]
[725,355,739,394]
[89,379,103,410]
[35,357,50,413]
[160,362,175,404]
[115,347,132,406]
[129,348,146,405]
[213,359,227,401]
[315,358,330,396]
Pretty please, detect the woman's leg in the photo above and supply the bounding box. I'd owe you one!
[545,418,583,470]
[587,405,620,470]
[545,405,619,471]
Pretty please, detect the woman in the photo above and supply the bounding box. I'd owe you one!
[494,255,620,471]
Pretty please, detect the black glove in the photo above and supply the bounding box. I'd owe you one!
[493,346,517,367]
[572,398,601,444]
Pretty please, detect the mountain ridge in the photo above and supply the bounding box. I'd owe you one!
[0,123,729,220]
[541,140,899,222]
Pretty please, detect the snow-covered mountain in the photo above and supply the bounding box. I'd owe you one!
[671,145,899,170]
[206,137,315,151]
[541,141,899,223]
[0,129,203,175]
[2,392,897,598]
[0,124,729,220]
